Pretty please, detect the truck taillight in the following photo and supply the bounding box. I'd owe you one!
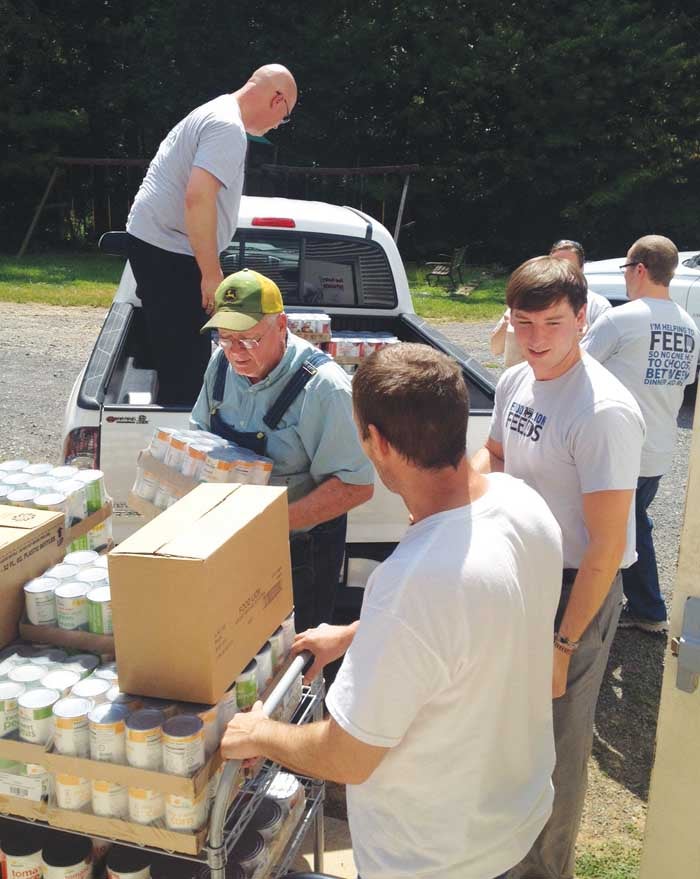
[63,427,100,469]
[251,217,296,228]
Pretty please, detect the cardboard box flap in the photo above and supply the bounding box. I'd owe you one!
[0,505,62,541]
[163,485,288,560]
[111,483,242,557]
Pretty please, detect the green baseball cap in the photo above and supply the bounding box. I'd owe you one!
[200,268,284,333]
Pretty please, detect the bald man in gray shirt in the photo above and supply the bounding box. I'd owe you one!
[126,64,297,404]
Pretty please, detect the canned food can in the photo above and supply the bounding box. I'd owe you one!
[63,550,99,568]
[71,677,111,705]
[235,660,259,710]
[162,715,205,776]
[89,702,128,763]
[57,479,88,525]
[1,473,30,490]
[106,846,152,879]
[33,493,69,521]
[7,489,39,508]
[88,517,113,552]
[54,773,91,811]
[133,468,158,501]
[41,832,92,878]
[281,612,295,653]
[40,669,81,697]
[163,434,188,470]
[18,687,60,744]
[0,681,25,737]
[9,663,47,691]
[105,687,142,712]
[92,779,129,818]
[267,770,304,815]
[137,697,179,718]
[269,627,286,671]
[92,554,108,570]
[231,830,268,877]
[217,686,238,736]
[165,789,208,832]
[75,469,107,514]
[87,586,112,634]
[27,476,58,493]
[181,443,209,479]
[128,787,164,825]
[148,426,178,462]
[53,697,94,756]
[153,482,177,510]
[24,577,58,625]
[251,796,284,841]
[94,666,118,684]
[254,643,273,692]
[178,703,218,757]
[54,583,89,631]
[126,709,164,770]
[2,828,43,879]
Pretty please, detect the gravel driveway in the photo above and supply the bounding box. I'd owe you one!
[0,303,693,852]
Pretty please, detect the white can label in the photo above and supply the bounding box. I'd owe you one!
[54,715,90,757]
[92,779,128,818]
[56,594,88,630]
[90,720,126,763]
[5,851,43,879]
[25,591,57,626]
[162,731,205,776]
[128,788,164,824]
[126,728,162,770]
[19,704,53,744]
[55,774,91,811]
[43,859,92,879]
[165,791,208,831]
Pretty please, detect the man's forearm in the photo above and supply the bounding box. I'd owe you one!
[184,195,221,280]
[558,539,624,642]
[249,717,363,784]
[289,478,372,531]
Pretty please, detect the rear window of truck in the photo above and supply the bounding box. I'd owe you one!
[219,231,398,309]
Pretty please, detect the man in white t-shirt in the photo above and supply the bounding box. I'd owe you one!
[583,235,698,632]
[126,64,297,403]
[549,238,611,331]
[221,344,564,879]
[473,256,644,879]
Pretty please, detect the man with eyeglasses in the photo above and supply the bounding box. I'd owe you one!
[191,268,374,633]
[126,64,296,404]
[548,239,611,332]
[582,235,698,633]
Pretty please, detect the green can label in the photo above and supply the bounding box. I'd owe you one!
[88,600,112,634]
[235,679,257,709]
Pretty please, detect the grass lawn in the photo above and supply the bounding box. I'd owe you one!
[0,252,507,321]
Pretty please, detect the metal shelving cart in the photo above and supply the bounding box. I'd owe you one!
[0,652,326,878]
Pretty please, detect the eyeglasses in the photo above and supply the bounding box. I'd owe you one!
[218,322,274,351]
[619,261,643,272]
[276,91,291,125]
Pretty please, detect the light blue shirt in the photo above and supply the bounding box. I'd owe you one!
[190,333,374,506]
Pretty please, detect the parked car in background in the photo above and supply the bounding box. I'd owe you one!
[584,251,700,331]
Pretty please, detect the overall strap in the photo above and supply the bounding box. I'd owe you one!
[263,350,331,430]
[210,349,229,413]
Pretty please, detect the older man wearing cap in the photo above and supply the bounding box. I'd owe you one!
[191,268,374,632]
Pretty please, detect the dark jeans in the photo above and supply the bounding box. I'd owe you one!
[622,475,665,621]
[126,233,212,405]
[290,514,347,634]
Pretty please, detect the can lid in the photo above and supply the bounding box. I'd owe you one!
[40,670,80,691]
[87,585,111,602]
[251,796,283,831]
[268,770,300,800]
[92,555,109,570]
[42,830,92,867]
[55,582,89,600]
[163,714,204,738]
[72,677,111,698]
[0,459,29,472]
[49,466,79,479]
[232,829,265,862]
[75,469,104,482]
[89,702,129,725]
[34,492,67,506]
[10,664,46,682]
[256,643,272,657]
[106,844,153,874]
[1,825,45,856]
[126,708,165,732]
[8,489,38,502]
[18,687,60,709]
[24,577,59,594]
[23,463,53,475]
[46,563,79,580]
[63,550,99,567]
[0,680,25,700]
[53,696,94,720]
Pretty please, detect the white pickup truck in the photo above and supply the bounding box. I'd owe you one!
[61,196,495,601]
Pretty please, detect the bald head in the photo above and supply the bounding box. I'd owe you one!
[629,235,678,287]
[235,64,297,136]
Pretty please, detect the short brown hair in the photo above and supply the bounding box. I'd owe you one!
[353,343,468,470]
[629,235,678,286]
[550,239,585,268]
[506,256,588,313]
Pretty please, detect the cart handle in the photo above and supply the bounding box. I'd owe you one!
[207,650,313,873]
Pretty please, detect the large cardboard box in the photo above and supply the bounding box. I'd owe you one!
[0,505,66,649]
[109,483,293,704]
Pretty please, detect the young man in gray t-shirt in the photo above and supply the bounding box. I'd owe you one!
[126,64,296,403]
[473,256,644,879]
[583,235,698,632]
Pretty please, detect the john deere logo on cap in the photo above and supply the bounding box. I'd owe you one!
[222,287,239,305]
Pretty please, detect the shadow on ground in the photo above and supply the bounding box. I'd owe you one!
[593,628,666,801]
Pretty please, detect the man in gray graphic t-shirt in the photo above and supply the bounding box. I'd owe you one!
[583,235,698,632]
[126,64,297,403]
[473,256,644,879]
